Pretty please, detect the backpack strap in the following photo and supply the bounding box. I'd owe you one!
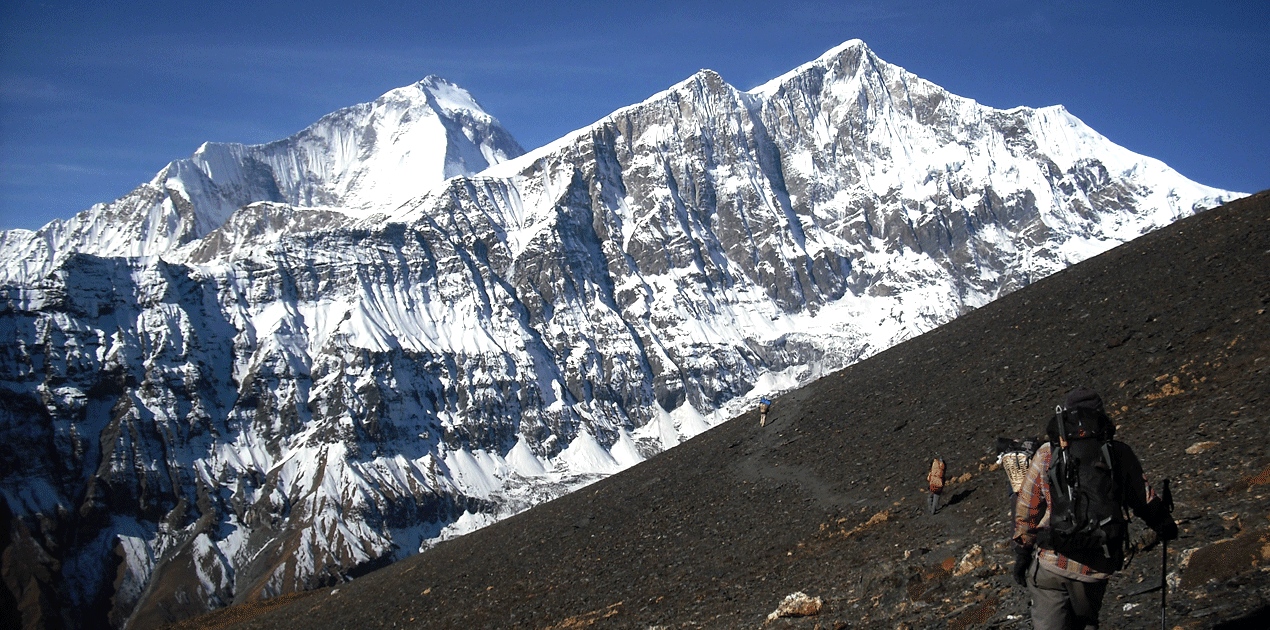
[1051,406,1073,502]
[1047,455,1072,503]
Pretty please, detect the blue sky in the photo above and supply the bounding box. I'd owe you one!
[2,0,1266,232]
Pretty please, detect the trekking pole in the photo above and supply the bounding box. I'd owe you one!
[1160,478,1173,630]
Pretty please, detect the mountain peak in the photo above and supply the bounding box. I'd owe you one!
[667,68,734,98]
[0,76,526,285]
[818,37,870,59]
[387,75,492,120]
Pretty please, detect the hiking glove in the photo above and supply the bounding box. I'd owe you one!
[1012,548,1032,586]
[1142,498,1179,542]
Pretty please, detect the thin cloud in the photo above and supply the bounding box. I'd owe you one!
[0,75,79,104]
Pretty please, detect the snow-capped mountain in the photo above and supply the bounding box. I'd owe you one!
[0,76,524,285]
[0,40,1242,629]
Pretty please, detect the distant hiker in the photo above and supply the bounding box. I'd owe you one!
[758,397,772,426]
[996,436,1040,536]
[996,436,1040,501]
[1012,388,1178,630]
[927,457,946,514]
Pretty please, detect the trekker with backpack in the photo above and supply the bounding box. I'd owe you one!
[1012,388,1178,630]
[997,436,1040,536]
[927,457,946,514]
[997,436,1040,503]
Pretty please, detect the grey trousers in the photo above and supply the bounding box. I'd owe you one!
[1028,561,1108,630]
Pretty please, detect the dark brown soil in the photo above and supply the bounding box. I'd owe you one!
[169,190,1270,630]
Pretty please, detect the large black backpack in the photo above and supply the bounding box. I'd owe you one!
[1038,405,1128,568]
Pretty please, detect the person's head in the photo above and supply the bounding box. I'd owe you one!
[1063,388,1104,414]
[1047,387,1114,441]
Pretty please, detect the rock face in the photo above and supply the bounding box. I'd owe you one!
[0,40,1242,629]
